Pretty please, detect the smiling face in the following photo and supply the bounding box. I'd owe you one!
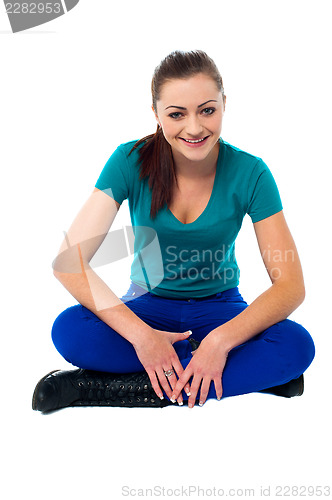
[153,73,225,166]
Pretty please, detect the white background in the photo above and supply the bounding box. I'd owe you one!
[1,1,331,498]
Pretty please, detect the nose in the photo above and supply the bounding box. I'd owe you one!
[185,114,204,137]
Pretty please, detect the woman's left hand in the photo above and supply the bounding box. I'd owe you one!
[170,332,229,408]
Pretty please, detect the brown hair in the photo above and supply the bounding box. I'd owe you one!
[130,50,225,219]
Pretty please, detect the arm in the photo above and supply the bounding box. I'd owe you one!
[53,187,151,345]
[170,210,305,406]
[53,187,191,401]
[210,210,305,352]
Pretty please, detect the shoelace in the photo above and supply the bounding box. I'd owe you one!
[75,374,156,405]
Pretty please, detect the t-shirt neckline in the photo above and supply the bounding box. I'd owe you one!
[167,138,223,227]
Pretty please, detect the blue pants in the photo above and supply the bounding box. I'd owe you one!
[51,282,315,401]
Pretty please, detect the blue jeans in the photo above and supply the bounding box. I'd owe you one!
[51,282,315,401]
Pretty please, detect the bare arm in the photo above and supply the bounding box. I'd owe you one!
[53,187,154,346]
[210,210,305,352]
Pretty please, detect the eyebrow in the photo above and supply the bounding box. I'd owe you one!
[165,99,218,110]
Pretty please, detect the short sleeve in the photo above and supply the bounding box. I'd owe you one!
[95,145,130,205]
[247,159,283,223]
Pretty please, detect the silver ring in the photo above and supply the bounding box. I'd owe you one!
[164,369,174,377]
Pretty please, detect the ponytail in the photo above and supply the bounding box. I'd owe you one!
[129,125,177,219]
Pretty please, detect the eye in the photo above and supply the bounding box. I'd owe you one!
[168,112,183,119]
[201,107,216,115]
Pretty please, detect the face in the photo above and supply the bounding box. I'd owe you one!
[153,73,225,165]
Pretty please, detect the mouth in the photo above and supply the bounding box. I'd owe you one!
[179,136,210,147]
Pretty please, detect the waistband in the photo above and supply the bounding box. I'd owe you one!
[127,282,240,301]
[153,288,239,301]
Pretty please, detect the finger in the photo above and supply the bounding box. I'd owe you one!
[170,368,192,402]
[147,370,164,400]
[156,368,175,400]
[172,358,191,399]
[170,330,192,345]
[187,374,202,409]
[214,377,223,401]
[164,365,184,406]
[198,378,212,407]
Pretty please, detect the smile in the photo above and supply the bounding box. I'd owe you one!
[179,136,209,147]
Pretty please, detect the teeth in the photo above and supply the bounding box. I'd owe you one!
[183,137,206,143]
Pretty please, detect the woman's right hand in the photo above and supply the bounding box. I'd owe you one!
[132,328,192,405]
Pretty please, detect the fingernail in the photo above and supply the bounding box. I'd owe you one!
[183,330,192,336]
[186,391,191,396]
[170,397,176,403]
[199,401,204,407]
[178,401,183,406]
[159,395,164,400]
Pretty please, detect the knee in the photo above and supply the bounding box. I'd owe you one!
[280,319,315,375]
[51,305,83,362]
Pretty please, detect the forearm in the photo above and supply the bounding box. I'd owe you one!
[53,266,152,347]
[211,281,305,352]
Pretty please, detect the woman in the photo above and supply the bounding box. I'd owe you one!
[33,50,315,412]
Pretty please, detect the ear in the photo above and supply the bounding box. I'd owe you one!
[152,105,161,127]
[223,94,227,111]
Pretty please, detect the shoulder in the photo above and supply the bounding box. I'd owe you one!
[116,139,140,152]
[109,139,145,168]
[96,140,144,200]
[116,139,143,157]
[102,139,142,171]
[220,139,273,185]
[221,138,264,168]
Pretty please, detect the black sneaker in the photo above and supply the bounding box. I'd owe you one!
[32,368,172,412]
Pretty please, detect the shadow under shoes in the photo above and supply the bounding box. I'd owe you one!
[32,368,172,413]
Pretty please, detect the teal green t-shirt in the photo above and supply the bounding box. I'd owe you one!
[95,138,283,298]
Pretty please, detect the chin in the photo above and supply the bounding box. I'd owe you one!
[182,150,210,162]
